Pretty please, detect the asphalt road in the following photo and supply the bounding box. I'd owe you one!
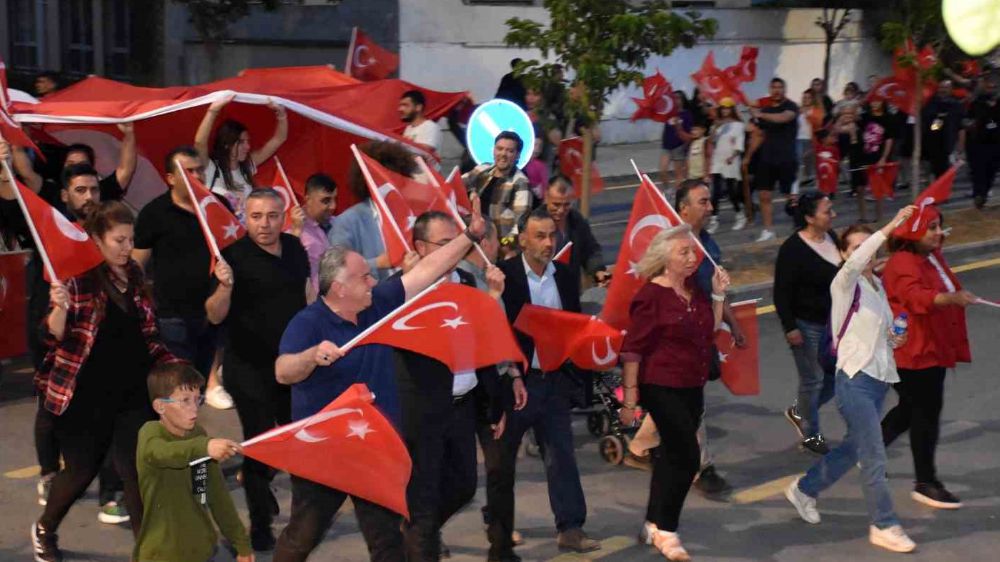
[1,258,998,562]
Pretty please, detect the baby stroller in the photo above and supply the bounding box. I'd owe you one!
[586,369,645,465]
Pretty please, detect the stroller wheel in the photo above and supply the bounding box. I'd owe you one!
[599,435,626,465]
[587,412,611,437]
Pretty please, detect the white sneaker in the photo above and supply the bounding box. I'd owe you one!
[785,478,821,524]
[869,525,916,553]
[706,216,720,234]
[732,214,747,231]
[205,385,234,410]
[756,229,776,243]
[639,521,658,545]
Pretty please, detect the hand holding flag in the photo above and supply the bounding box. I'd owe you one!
[177,160,245,272]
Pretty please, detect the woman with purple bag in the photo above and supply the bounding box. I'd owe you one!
[785,205,918,554]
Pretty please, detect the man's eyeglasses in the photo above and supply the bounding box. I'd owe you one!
[415,238,453,247]
[160,396,206,409]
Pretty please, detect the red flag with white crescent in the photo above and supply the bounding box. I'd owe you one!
[513,304,624,372]
[181,169,245,272]
[553,241,572,266]
[601,175,684,330]
[814,142,841,195]
[241,384,412,518]
[0,56,41,154]
[691,51,748,106]
[354,282,527,373]
[347,28,400,82]
[269,165,302,232]
[629,71,678,123]
[7,173,103,282]
[715,300,760,396]
[722,45,759,84]
[867,162,899,200]
[893,164,958,241]
[558,137,604,196]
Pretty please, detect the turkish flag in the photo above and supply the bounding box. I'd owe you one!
[8,175,103,282]
[715,300,760,396]
[894,164,958,241]
[181,169,245,270]
[814,142,841,195]
[629,71,678,123]
[347,28,400,82]
[424,162,472,218]
[513,304,624,372]
[553,241,572,266]
[867,162,899,199]
[355,282,527,372]
[558,137,604,196]
[242,384,411,518]
[269,164,302,232]
[865,75,934,116]
[601,174,684,330]
[691,51,748,106]
[0,251,28,359]
[722,45,759,83]
[0,56,41,154]
[960,59,981,78]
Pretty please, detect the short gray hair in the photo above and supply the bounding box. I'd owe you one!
[245,188,285,206]
[318,245,352,296]
[636,224,693,280]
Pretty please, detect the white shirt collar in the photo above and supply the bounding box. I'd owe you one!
[522,254,555,281]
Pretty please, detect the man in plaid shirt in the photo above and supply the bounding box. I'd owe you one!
[462,131,533,239]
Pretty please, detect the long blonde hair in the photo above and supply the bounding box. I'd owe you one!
[636,224,693,280]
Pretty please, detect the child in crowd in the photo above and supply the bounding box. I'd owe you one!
[134,363,253,562]
[687,122,711,185]
[524,133,549,202]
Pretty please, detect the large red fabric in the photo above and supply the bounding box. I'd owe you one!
[513,304,624,372]
[715,300,760,396]
[355,282,527,373]
[691,52,748,106]
[893,165,958,241]
[0,57,41,153]
[242,384,411,518]
[10,68,467,211]
[553,241,572,266]
[867,162,899,199]
[181,169,245,270]
[814,142,841,194]
[8,174,103,282]
[0,251,29,359]
[601,174,682,330]
[558,137,604,196]
[629,72,678,123]
[346,28,400,82]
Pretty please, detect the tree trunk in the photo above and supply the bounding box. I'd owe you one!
[911,84,923,201]
[823,36,832,87]
[581,126,593,217]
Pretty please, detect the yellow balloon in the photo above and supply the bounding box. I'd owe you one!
[943,0,1000,55]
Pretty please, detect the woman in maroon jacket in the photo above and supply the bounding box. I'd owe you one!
[619,224,729,561]
[881,206,977,510]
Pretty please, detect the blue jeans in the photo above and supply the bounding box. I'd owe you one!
[791,319,836,437]
[799,371,900,529]
[156,316,219,377]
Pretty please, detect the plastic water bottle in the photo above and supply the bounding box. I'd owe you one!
[892,313,909,337]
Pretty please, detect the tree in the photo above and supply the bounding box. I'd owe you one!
[880,0,948,199]
[504,0,717,216]
[815,7,853,87]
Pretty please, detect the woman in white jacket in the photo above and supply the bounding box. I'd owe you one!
[784,205,918,554]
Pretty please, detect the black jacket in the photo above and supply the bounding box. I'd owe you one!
[773,232,841,334]
[498,254,581,363]
[560,209,606,282]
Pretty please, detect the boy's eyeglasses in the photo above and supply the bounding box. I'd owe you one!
[160,396,206,409]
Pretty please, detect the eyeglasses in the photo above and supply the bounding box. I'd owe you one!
[160,396,205,409]
[415,238,453,247]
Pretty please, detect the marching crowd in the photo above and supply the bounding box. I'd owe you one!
[0,62,991,562]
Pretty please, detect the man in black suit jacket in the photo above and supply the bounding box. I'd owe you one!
[545,178,609,289]
[486,207,599,561]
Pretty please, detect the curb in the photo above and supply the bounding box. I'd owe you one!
[730,237,1000,297]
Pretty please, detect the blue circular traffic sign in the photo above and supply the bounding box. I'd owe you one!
[465,99,535,170]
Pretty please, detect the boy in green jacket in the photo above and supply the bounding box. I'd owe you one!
[134,363,253,562]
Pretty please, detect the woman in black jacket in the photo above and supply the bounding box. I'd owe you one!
[773,191,842,454]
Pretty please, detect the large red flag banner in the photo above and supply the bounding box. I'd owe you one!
[0,250,29,359]
[241,384,411,518]
[715,300,760,396]
[513,304,625,372]
[346,27,400,82]
[351,282,527,373]
[0,55,42,154]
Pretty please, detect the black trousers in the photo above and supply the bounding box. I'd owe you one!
[438,394,479,527]
[968,142,1000,199]
[273,476,404,562]
[228,374,291,532]
[640,384,704,532]
[38,396,152,537]
[711,174,743,214]
[35,396,61,476]
[881,366,947,484]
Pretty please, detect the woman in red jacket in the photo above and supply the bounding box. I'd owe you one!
[881,206,977,510]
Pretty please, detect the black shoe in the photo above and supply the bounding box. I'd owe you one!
[912,481,962,509]
[974,196,986,210]
[784,406,805,439]
[31,522,63,562]
[693,465,732,497]
[800,434,830,455]
[488,553,522,562]
[251,526,276,552]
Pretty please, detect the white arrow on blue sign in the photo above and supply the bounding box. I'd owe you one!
[465,99,536,170]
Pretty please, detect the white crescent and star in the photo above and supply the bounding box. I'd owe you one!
[589,337,618,366]
[51,209,90,242]
[222,222,241,240]
[294,407,364,443]
[392,301,465,331]
[354,45,373,68]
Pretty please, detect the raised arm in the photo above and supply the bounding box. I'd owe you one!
[400,195,486,299]
[10,144,43,192]
[250,99,288,167]
[114,122,137,190]
[195,94,235,163]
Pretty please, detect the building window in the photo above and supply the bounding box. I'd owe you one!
[60,0,95,77]
[103,0,130,79]
[8,0,43,71]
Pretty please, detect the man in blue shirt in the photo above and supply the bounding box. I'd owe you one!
[626,180,746,499]
[271,196,488,562]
